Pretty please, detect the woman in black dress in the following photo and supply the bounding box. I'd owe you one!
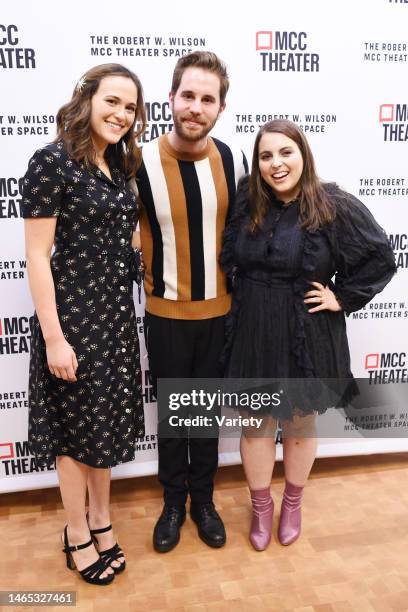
[220,119,396,551]
[22,64,146,583]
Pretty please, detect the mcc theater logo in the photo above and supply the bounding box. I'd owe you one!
[389,233,408,269]
[0,315,32,355]
[0,176,23,219]
[0,24,36,68]
[256,30,320,72]
[365,352,408,383]
[0,441,54,477]
[136,101,173,144]
[379,104,408,141]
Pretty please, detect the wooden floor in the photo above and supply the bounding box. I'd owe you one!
[2,454,408,612]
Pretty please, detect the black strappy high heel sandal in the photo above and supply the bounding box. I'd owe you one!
[89,523,126,574]
[62,526,115,585]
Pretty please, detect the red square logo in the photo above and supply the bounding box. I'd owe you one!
[379,104,394,122]
[0,442,14,460]
[365,354,379,369]
[256,31,273,51]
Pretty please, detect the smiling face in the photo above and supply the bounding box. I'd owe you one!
[258,132,304,203]
[169,67,225,150]
[90,75,138,155]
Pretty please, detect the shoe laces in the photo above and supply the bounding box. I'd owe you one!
[163,506,183,523]
[195,502,218,520]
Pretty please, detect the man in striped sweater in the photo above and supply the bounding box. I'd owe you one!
[137,51,248,552]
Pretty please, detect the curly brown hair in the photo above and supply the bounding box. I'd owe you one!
[249,119,336,232]
[54,63,146,178]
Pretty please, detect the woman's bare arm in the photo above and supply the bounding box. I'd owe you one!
[25,218,78,381]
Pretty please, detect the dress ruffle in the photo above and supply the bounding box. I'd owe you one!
[219,179,396,418]
[292,230,320,378]
[219,275,241,370]
[219,176,249,282]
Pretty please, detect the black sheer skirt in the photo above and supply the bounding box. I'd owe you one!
[224,276,357,419]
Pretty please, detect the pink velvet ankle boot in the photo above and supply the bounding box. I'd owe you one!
[278,480,304,546]
[249,487,274,551]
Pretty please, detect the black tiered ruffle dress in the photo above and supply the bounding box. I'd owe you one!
[220,177,396,418]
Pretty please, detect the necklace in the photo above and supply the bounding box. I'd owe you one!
[94,156,111,180]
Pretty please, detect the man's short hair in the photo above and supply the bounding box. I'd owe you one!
[171,51,229,106]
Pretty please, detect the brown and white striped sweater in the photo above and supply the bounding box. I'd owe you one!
[137,134,248,319]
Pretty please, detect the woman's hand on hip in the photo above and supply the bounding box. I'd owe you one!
[46,337,78,382]
[304,281,342,313]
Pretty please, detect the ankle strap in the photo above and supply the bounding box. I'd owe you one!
[63,538,93,553]
[89,524,112,535]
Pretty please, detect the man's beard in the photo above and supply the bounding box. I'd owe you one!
[173,112,217,142]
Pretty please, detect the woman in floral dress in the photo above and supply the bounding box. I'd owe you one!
[22,64,146,584]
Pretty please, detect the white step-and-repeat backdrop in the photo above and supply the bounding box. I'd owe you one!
[1,0,407,493]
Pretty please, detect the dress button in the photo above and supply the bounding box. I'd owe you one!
[120,262,124,268]
[124,388,129,393]
[120,306,126,311]
[122,215,127,220]
[121,326,124,331]
[120,285,125,291]
[126,408,131,413]
[122,367,127,373]
[118,192,124,198]
[122,348,126,353]
[120,238,125,245]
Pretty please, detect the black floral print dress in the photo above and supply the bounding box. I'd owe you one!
[22,141,145,468]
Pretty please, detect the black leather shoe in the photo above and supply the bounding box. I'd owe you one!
[190,502,226,548]
[153,505,186,553]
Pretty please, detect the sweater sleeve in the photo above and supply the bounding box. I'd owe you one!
[329,190,397,314]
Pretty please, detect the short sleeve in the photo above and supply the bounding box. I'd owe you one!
[329,189,397,314]
[21,147,65,218]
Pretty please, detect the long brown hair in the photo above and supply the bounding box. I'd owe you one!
[249,120,335,232]
[54,63,147,178]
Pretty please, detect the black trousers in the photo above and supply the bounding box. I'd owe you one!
[145,312,225,506]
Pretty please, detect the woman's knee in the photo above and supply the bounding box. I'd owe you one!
[281,413,316,438]
[241,414,278,439]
